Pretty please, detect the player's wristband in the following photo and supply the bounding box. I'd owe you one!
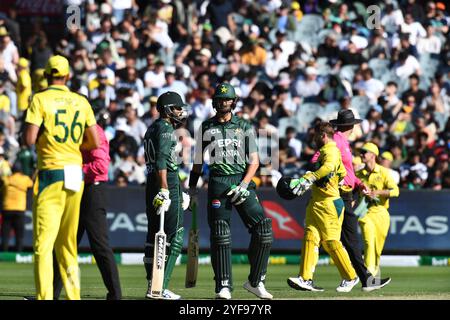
[189,171,201,189]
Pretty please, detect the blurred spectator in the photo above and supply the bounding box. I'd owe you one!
[285,126,302,159]
[1,162,33,252]
[354,68,384,105]
[401,74,426,108]
[16,58,31,114]
[399,150,429,189]
[380,151,400,185]
[393,50,421,79]
[0,146,11,177]
[122,102,146,145]
[295,66,321,99]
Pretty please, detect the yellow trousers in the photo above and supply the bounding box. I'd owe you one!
[359,207,390,276]
[300,197,357,281]
[33,170,84,300]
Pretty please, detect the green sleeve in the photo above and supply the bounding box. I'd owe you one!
[244,121,258,156]
[155,127,174,171]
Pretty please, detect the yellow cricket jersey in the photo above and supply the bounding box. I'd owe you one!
[356,163,400,209]
[17,69,32,111]
[0,94,10,113]
[307,141,346,200]
[2,173,33,211]
[25,85,96,170]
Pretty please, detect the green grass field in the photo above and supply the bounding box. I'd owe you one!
[0,262,449,300]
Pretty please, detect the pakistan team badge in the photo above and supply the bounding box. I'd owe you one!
[220,86,228,93]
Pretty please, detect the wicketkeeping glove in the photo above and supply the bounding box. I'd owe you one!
[289,173,315,196]
[153,188,171,213]
[226,182,250,205]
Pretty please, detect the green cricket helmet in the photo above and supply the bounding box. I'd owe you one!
[276,176,297,200]
[156,91,189,125]
[212,82,238,111]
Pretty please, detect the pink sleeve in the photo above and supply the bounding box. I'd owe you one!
[82,125,110,180]
[311,151,320,163]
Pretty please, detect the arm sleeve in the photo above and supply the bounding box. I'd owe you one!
[25,95,43,126]
[385,169,400,198]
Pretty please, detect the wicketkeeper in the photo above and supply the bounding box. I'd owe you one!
[188,82,273,300]
[285,122,359,292]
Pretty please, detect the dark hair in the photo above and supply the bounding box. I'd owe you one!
[409,73,420,81]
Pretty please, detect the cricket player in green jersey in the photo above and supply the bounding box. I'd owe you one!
[143,91,189,300]
[188,83,273,300]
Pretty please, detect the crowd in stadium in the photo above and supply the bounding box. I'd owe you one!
[0,0,449,190]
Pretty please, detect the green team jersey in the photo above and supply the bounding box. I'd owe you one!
[196,115,258,176]
[144,118,178,174]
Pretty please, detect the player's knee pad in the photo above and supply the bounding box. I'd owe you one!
[211,220,231,246]
[211,220,232,289]
[249,218,273,245]
[322,240,341,253]
[248,218,273,286]
[304,230,320,244]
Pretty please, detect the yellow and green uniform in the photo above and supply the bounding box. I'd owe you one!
[16,69,32,111]
[300,141,357,281]
[2,173,33,211]
[356,164,399,275]
[25,84,96,300]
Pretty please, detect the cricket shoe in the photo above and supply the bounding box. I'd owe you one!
[362,277,391,292]
[243,281,273,300]
[287,276,324,292]
[336,277,359,292]
[145,281,181,300]
[215,287,232,300]
[146,289,181,300]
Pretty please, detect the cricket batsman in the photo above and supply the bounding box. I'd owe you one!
[357,142,399,276]
[286,121,359,292]
[188,82,273,300]
[143,91,189,300]
[24,55,99,300]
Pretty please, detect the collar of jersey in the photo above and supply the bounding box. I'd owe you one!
[362,163,381,176]
[47,84,70,92]
[214,114,238,125]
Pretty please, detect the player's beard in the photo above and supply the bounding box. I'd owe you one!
[215,105,232,116]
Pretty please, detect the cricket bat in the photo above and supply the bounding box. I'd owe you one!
[185,203,199,288]
[151,207,166,297]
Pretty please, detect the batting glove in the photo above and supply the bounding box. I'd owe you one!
[153,188,171,213]
[188,188,198,211]
[226,182,250,205]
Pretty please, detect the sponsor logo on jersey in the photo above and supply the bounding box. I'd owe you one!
[212,199,221,209]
